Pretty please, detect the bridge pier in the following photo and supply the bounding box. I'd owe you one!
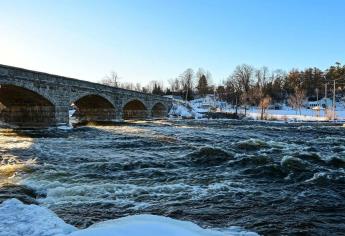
[115,110,123,121]
[55,105,70,126]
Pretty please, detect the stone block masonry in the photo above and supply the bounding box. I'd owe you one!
[0,64,172,127]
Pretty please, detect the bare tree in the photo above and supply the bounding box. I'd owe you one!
[253,67,272,119]
[288,87,306,115]
[168,78,181,93]
[233,64,254,115]
[259,96,272,119]
[179,68,194,101]
[140,80,164,94]
[196,68,206,81]
[134,83,142,92]
[100,71,120,87]
[224,75,242,114]
[145,80,163,93]
[120,82,134,90]
[206,71,213,85]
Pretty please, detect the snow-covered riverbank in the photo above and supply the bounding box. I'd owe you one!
[246,106,345,122]
[168,99,345,122]
[0,199,258,236]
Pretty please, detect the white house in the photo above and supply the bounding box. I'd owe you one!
[305,98,333,109]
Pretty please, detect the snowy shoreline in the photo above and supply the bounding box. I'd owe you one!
[0,199,259,236]
[168,100,345,123]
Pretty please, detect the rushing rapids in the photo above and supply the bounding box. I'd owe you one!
[0,120,345,235]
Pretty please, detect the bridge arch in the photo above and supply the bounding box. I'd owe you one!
[151,102,167,118]
[71,94,116,122]
[123,99,148,120]
[0,84,56,127]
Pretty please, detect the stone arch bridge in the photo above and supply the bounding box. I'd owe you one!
[0,64,172,127]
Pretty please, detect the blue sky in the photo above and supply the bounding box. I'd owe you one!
[0,0,344,85]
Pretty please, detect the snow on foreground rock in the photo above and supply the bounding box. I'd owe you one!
[0,199,259,236]
[0,199,76,236]
[69,215,258,236]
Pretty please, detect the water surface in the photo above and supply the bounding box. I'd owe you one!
[1,120,345,235]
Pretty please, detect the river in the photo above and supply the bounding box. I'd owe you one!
[1,120,345,235]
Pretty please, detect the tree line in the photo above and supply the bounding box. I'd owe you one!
[100,62,345,117]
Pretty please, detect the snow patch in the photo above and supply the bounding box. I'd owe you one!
[70,214,258,236]
[169,103,193,118]
[0,199,259,236]
[245,105,345,122]
[168,99,206,119]
[0,199,77,236]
